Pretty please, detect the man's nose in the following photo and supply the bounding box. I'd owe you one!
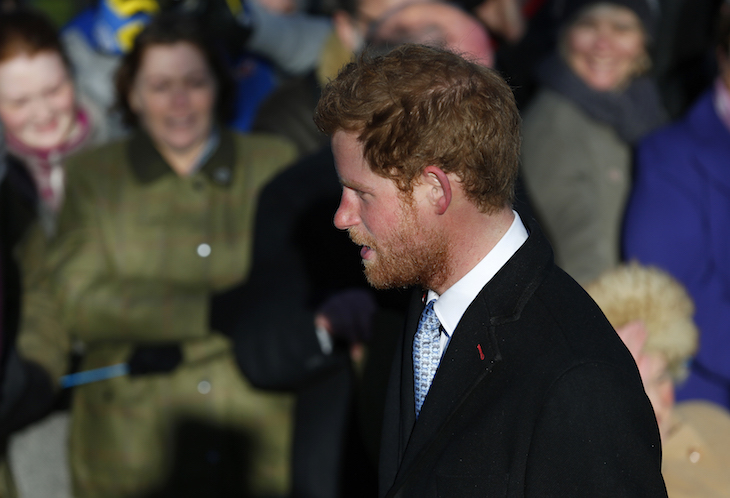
[334,189,358,230]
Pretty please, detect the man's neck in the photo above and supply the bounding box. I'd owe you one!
[432,207,515,295]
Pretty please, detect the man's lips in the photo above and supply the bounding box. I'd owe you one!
[348,229,376,260]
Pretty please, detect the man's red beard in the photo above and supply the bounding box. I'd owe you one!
[348,212,450,291]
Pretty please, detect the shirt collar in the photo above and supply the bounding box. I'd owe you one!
[128,126,234,186]
[429,210,528,336]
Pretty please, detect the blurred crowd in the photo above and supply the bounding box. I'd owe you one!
[0,0,728,497]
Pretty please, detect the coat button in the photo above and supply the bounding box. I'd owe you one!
[689,450,701,463]
[197,243,211,257]
[198,380,211,395]
[213,167,231,185]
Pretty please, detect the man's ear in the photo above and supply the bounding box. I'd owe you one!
[422,165,452,215]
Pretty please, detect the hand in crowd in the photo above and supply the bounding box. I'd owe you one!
[315,288,377,364]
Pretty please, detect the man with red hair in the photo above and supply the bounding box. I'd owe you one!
[315,44,667,497]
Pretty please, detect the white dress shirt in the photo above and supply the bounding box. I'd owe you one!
[427,211,529,358]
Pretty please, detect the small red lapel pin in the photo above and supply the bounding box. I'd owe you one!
[477,344,485,360]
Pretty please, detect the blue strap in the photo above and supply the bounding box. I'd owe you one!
[60,363,129,388]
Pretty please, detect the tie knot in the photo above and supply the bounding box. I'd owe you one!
[419,300,439,332]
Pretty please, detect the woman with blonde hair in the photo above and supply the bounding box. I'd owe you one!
[587,263,730,498]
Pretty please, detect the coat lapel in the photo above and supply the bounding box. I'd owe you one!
[379,289,424,495]
[398,291,422,457]
[391,292,501,490]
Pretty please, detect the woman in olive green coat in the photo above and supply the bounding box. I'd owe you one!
[16,14,296,498]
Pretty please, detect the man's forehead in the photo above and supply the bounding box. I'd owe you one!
[333,130,396,189]
[332,131,367,177]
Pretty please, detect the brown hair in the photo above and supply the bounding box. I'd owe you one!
[0,9,70,68]
[115,12,235,127]
[314,43,520,213]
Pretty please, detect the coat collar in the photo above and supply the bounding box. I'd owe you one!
[127,128,236,187]
[386,215,554,495]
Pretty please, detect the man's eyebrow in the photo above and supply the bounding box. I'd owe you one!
[340,178,371,193]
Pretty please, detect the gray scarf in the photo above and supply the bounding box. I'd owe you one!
[536,53,668,144]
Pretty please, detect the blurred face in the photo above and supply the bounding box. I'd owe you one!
[637,351,674,442]
[371,2,494,67]
[615,320,675,441]
[335,0,429,53]
[332,130,449,289]
[0,51,77,149]
[719,47,730,91]
[565,4,646,91]
[255,0,298,14]
[129,42,216,161]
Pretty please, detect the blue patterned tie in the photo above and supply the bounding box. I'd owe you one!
[413,300,441,418]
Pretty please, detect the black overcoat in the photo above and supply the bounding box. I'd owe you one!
[379,218,667,497]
